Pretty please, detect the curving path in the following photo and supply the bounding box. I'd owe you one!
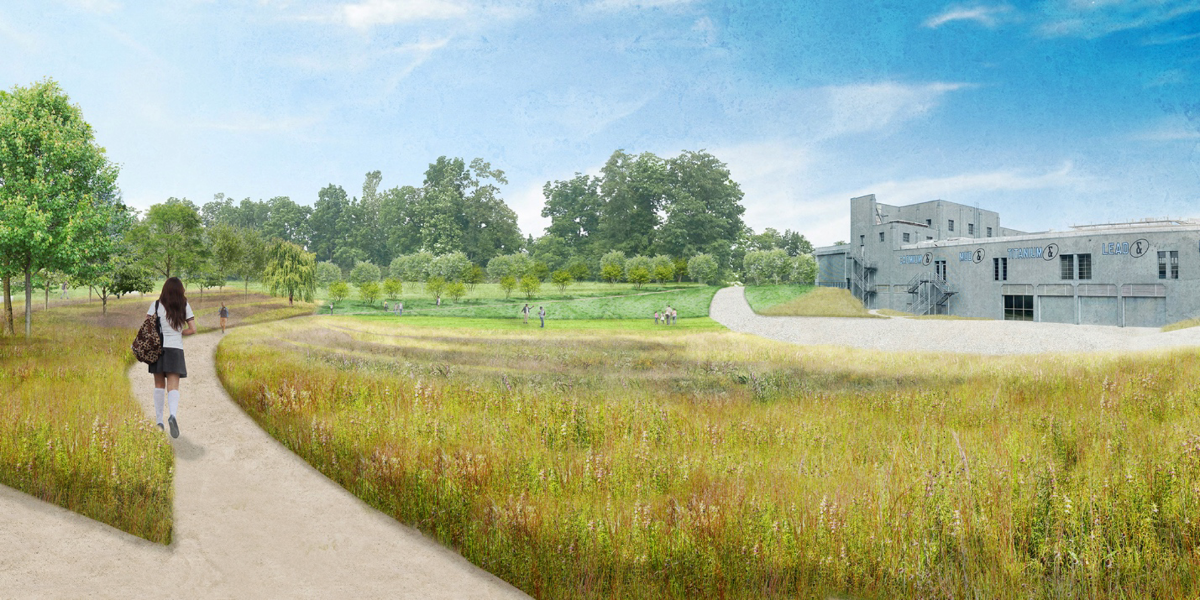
[0,330,529,599]
[709,286,1200,355]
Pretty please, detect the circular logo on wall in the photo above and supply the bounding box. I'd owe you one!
[1043,243,1059,260]
[973,248,985,264]
[922,253,932,266]
[1130,239,1149,258]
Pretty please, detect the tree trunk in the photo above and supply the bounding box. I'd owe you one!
[25,267,33,338]
[44,285,49,310]
[2,276,12,335]
[288,292,293,306]
[101,288,108,315]
[244,279,249,297]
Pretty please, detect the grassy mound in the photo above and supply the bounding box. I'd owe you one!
[0,290,313,544]
[218,317,1200,598]
[758,286,883,318]
[1163,317,1200,332]
[742,285,814,312]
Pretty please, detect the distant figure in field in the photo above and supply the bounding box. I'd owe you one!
[539,306,545,328]
[397,301,403,315]
[522,304,530,325]
[328,302,335,315]
[654,311,660,325]
[147,277,195,439]
[60,282,68,299]
[383,301,388,312]
[436,296,441,307]
[219,303,229,334]
[672,308,677,325]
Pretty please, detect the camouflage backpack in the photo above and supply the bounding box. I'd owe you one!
[132,301,163,364]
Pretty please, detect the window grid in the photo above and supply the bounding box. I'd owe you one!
[1077,254,1092,280]
[879,231,885,242]
[987,226,993,237]
[1004,295,1033,321]
[1159,251,1168,279]
[968,223,975,235]
[948,219,955,232]
[1171,251,1179,279]
[1061,254,1075,280]
[903,232,910,243]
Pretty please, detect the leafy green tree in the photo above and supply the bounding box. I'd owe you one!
[530,261,550,282]
[236,228,268,296]
[781,229,813,257]
[499,275,517,299]
[651,255,675,283]
[333,247,368,272]
[315,261,342,288]
[379,185,421,258]
[463,264,485,289]
[195,270,226,299]
[74,205,136,315]
[551,270,573,294]
[519,274,541,299]
[209,223,245,284]
[627,266,651,289]
[656,151,746,275]
[261,196,314,250]
[428,252,471,282]
[599,250,626,284]
[399,251,434,282]
[743,249,790,284]
[263,240,316,305]
[408,157,523,263]
[446,281,466,302]
[112,263,154,298]
[0,79,121,336]
[201,193,236,229]
[328,281,349,304]
[529,234,571,274]
[624,255,652,282]
[687,253,718,285]
[135,198,207,279]
[791,254,818,284]
[541,174,602,259]
[597,150,667,256]
[382,278,402,298]
[487,253,531,282]
[673,257,688,282]
[566,260,591,282]
[309,184,349,263]
[425,276,447,303]
[346,171,388,266]
[358,280,380,305]
[348,261,381,286]
[388,256,407,281]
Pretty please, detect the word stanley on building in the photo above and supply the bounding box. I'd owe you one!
[815,194,1200,327]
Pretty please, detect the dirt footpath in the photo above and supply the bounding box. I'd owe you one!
[0,330,528,599]
[710,286,1200,355]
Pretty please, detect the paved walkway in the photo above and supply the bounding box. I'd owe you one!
[709,286,1200,355]
[0,331,528,599]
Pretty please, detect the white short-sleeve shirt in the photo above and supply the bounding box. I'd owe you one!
[147,301,195,350]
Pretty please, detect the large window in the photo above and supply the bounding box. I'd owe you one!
[993,257,1008,281]
[1078,253,1092,280]
[948,219,955,232]
[1004,295,1033,321]
[1160,251,1179,279]
[1061,254,1075,280]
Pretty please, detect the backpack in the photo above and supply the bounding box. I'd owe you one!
[132,301,164,364]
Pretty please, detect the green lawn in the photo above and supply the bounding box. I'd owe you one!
[742,285,814,312]
[351,314,726,332]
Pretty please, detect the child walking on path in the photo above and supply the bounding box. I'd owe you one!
[147,277,196,438]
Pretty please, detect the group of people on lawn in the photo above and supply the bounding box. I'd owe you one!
[655,306,678,325]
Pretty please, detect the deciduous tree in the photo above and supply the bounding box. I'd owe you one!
[263,240,316,305]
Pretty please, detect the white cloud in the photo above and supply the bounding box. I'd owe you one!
[1142,30,1200,44]
[924,4,1011,28]
[1038,0,1200,38]
[841,162,1099,207]
[588,0,696,11]
[339,0,468,28]
[819,81,973,137]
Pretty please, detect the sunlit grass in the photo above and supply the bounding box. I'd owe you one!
[742,285,814,312]
[759,286,883,318]
[1163,318,1200,332]
[217,317,1200,598]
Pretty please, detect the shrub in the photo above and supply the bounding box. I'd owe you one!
[499,275,517,299]
[382,278,402,299]
[357,280,380,304]
[425,276,447,302]
[687,253,718,285]
[328,281,349,303]
[429,252,471,282]
[446,281,466,302]
[791,254,817,284]
[487,253,531,282]
[348,261,382,286]
[316,261,342,288]
[519,274,541,299]
[551,269,573,293]
[627,265,651,288]
[651,254,675,283]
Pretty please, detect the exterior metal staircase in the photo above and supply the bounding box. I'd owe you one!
[906,272,956,315]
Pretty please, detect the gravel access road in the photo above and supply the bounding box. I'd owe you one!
[710,286,1200,355]
[0,330,529,600]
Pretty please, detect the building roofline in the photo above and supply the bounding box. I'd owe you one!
[898,223,1200,250]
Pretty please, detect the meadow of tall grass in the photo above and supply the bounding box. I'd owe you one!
[0,291,313,543]
[217,317,1200,598]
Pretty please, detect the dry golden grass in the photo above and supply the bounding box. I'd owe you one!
[1163,317,1200,332]
[218,316,1200,598]
[759,286,884,318]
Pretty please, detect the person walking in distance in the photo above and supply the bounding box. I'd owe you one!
[539,306,545,328]
[398,300,403,316]
[219,303,229,334]
[522,304,530,325]
[60,282,68,300]
[148,277,195,439]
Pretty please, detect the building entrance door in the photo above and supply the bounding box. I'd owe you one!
[935,260,947,281]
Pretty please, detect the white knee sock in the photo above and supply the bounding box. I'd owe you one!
[154,388,165,424]
[168,390,180,418]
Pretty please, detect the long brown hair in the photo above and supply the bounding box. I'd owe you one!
[158,277,188,330]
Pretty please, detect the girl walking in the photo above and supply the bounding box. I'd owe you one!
[148,277,195,438]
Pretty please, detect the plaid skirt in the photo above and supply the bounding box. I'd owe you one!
[148,347,187,378]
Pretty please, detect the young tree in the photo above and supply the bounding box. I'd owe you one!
[263,240,316,305]
[627,266,651,289]
[425,276,447,303]
[358,280,380,305]
[624,255,652,282]
[382,278,402,299]
[236,228,268,296]
[530,261,550,282]
[209,223,244,287]
[551,270,574,294]
[446,281,466,303]
[428,252,470,282]
[599,250,626,284]
[519,274,541,299]
[348,261,381,286]
[687,253,718,285]
[136,198,208,279]
[315,261,342,289]
[673,257,688,282]
[651,255,675,284]
[791,254,818,284]
[0,79,121,337]
[566,260,590,282]
[499,275,517,299]
[328,281,349,305]
[463,264,485,290]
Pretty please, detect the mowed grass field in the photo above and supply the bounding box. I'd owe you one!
[217,316,1200,598]
[0,291,313,544]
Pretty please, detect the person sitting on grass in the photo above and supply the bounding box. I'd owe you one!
[147,277,195,439]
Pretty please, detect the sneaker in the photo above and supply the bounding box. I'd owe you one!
[168,415,179,439]
[157,423,164,432]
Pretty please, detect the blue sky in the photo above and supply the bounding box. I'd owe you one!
[2,0,1198,245]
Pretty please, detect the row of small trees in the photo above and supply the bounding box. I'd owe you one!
[742,249,817,285]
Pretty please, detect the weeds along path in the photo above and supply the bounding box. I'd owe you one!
[710,286,1200,355]
[0,328,528,599]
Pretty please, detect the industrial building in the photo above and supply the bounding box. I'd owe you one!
[814,194,1200,327]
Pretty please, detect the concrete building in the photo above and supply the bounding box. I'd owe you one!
[815,194,1200,327]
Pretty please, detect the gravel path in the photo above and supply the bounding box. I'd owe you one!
[0,330,528,599]
[710,286,1200,355]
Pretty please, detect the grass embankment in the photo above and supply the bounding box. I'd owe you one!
[742,284,814,312]
[755,286,882,318]
[1163,318,1200,332]
[323,282,715,320]
[218,318,1200,598]
[0,290,312,544]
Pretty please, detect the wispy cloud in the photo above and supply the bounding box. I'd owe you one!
[848,162,1100,205]
[1142,30,1200,44]
[820,81,973,137]
[1038,0,1200,38]
[924,4,1012,28]
[60,0,121,14]
[1129,121,1200,142]
[588,0,697,11]
[338,0,467,28]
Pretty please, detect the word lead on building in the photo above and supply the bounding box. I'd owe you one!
[815,194,1200,327]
